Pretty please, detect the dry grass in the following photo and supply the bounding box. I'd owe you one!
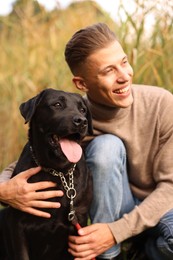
[0,0,173,171]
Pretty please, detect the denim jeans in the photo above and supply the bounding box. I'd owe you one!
[85,134,173,259]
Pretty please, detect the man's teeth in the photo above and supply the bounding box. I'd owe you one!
[115,86,129,94]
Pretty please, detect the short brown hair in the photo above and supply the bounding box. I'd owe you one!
[64,23,117,74]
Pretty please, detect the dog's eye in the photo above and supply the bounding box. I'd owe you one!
[80,107,86,114]
[54,102,62,108]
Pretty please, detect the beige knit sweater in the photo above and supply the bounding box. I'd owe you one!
[85,84,173,243]
[1,85,173,244]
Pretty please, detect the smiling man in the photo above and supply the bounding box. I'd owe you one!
[65,23,173,260]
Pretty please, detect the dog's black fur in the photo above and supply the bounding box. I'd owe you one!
[2,89,93,260]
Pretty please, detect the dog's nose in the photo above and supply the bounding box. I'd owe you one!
[73,116,87,128]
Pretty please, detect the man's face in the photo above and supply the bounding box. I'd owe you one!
[73,40,134,108]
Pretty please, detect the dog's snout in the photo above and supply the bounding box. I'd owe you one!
[73,116,87,128]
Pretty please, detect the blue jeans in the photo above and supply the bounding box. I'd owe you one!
[85,134,173,259]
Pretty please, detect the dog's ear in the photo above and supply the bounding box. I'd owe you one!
[19,90,45,124]
[82,97,93,135]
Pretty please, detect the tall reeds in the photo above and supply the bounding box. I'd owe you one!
[0,0,173,170]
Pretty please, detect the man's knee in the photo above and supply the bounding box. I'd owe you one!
[157,209,173,253]
[85,134,126,164]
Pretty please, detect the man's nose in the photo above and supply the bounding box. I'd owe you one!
[116,68,131,83]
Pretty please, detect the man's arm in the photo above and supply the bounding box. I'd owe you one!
[0,161,16,183]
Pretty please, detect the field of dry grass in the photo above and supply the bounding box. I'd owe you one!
[0,0,173,170]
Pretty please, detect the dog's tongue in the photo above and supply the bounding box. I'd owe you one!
[59,139,82,163]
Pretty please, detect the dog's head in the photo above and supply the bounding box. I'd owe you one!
[20,88,93,170]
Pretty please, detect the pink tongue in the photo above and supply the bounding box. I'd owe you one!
[59,139,82,163]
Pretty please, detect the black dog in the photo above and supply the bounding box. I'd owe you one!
[2,88,93,260]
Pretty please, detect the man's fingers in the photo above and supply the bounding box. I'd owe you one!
[14,167,63,194]
[29,181,59,192]
[28,200,61,209]
[21,200,63,218]
[21,166,42,179]
[69,235,90,245]
[23,207,52,218]
[19,190,64,209]
[32,190,64,200]
[68,244,96,259]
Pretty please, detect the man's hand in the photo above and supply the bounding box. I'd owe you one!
[0,167,63,218]
[68,223,116,259]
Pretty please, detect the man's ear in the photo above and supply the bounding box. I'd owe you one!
[72,76,88,92]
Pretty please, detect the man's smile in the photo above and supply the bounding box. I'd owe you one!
[113,85,130,95]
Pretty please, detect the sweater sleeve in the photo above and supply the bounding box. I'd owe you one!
[108,90,173,243]
[0,161,17,183]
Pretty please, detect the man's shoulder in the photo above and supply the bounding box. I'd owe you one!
[132,84,170,93]
[132,84,173,101]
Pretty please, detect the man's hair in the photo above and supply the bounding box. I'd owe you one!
[64,23,117,74]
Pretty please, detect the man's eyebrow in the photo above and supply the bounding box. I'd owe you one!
[98,65,113,73]
[98,55,128,74]
[122,55,128,60]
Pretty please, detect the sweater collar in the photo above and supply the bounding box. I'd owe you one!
[85,96,132,121]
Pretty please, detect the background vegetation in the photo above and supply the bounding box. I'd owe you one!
[1,0,173,171]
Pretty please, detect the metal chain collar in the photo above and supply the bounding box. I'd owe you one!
[47,164,77,199]
[30,145,77,222]
[44,164,77,222]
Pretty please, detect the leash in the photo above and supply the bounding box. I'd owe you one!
[30,144,96,260]
[71,218,96,260]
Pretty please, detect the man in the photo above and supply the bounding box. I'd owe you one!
[64,23,173,260]
[1,23,173,260]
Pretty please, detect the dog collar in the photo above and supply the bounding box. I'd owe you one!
[29,144,77,222]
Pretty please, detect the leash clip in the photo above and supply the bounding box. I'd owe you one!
[68,196,76,221]
[68,211,76,221]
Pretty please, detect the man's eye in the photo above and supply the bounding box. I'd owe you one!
[102,67,114,75]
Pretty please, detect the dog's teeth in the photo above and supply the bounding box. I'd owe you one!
[53,135,59,141]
